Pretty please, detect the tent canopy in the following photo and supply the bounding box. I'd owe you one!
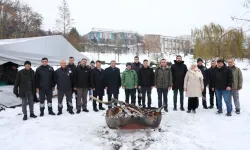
[0,35,89,66]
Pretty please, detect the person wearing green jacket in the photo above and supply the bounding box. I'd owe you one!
[122,63,138,105]
[228,58,243,114]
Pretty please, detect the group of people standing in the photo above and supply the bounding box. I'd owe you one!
[13,55,243,121]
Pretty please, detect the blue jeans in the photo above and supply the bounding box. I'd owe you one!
[215,89,232,113]
[89,90,92,95]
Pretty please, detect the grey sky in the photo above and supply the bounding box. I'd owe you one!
[21,0,248,36]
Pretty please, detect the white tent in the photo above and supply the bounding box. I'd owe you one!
[0,35,89,66]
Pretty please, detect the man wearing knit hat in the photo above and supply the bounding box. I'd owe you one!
[122,63,138,105]
[197,58,208,109]
[14,61,37,120]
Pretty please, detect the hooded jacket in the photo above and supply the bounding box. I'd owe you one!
[122,69,138,89]
[171,60,188,90]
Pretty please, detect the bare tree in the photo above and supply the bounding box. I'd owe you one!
[142,34,161,57]
[55,0,73,36]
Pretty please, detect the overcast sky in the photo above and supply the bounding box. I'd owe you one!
[21,0,249,36]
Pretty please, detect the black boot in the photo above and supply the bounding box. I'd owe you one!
[173,107,177,111]
[187,110,191,113]
[164,107,168,112]
[23,115,27,121]
[192,110,196,114]
[99,106,105,110]
[180,106,185,111]
[76,110,81,114]
[236,109,240,114]
[40,108,44,117]
[93,107,99,112]
[57,109,62,115]
[30,113,37,118]
[226,112,232,116]
[68,110,74,115]
[48,107,56,115]
[82,108,89,112]
[216,109,223,114]
[208,105,214,109]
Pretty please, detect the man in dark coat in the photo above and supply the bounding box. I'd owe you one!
[131,56,143,106]
[138,59,154,108]
[171,55,187,111]
[73,58,92,113]
[54,60,74,115]
[197,58,209,109]
[104,60,121,109]
[211,59,233,116]
[66,56,77,111]
[88,60,95,101]
[13,61,37,120]
[208,60,218,109]
[91,60,106,112]
[35,58,56,116]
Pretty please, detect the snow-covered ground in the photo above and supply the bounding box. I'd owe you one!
[1,54,250,150]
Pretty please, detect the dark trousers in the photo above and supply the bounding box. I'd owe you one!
[21,91,34,115]
[209,86,218,108]
[141,87,152,107]
[188,97,198,111]
[93,91,103,109]
[125,89,136,104]
[201,85,207,108]
[67,89,77,110]
[136,88,142,105]
[58,90,72,111]
[173,89,184,108]
[39,89,53,111]
[157,88,168,108]
[108,93,118,109]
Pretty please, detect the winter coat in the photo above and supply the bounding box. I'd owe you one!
[122,69,138,89]
[229,65,243,90]
[171,60,188,90]
[91,68,105,96]
[73,65,92,89]
[35,65,55,89]
[197,65,209,86]
[67,63,77,73]
[54,67,73,92]
[211,66,233,90]
[184,69,204,97]
[138,67,154,87]
[208,66,217,86]
[13,68,35,98]
[131,62,143,75]
[104,67,121,94]
[154,66,172,88]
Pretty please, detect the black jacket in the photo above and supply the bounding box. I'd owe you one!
[197,65,209,85]
[171,60,187,90]
[91,68,105,96]
[138,67,154,87]
[104,67,121,94]
[67,63,77,73]
[73,65,92,88]
[131,62,143,75]
[13,69,35,98]
[211,66,233,90]
[54,67,73,92]
[208,66,217,86]
[35,65,55,89]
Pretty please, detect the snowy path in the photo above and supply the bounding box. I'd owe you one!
[1,70,250,150]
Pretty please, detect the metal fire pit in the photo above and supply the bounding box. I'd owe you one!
[105,107,162,129]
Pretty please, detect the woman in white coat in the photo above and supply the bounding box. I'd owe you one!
[184,64,204,113]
